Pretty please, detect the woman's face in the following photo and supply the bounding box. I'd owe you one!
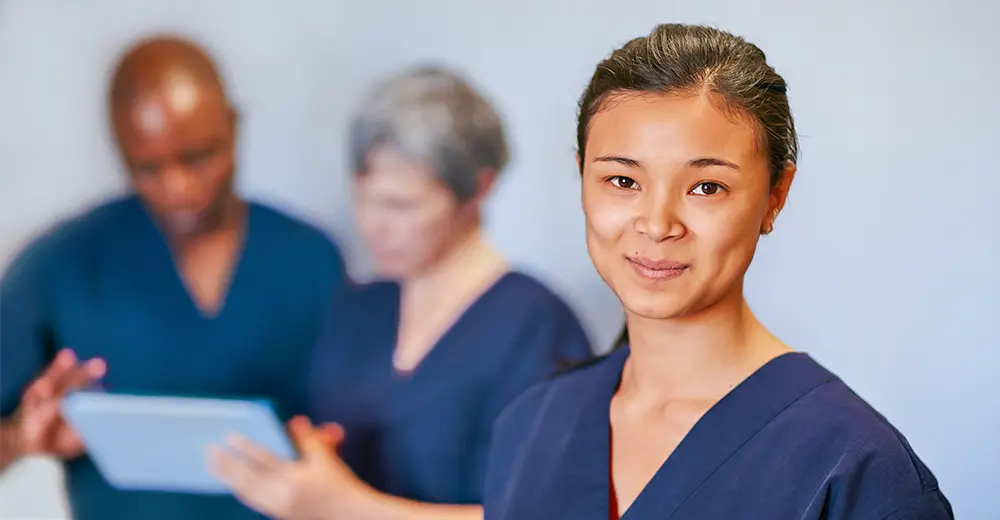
[581,92,793,320]
[354,146,477,280]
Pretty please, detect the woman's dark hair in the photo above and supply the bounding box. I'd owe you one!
[576,24,798,187]
[555,324,629,375]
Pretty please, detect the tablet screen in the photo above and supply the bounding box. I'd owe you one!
[61,391,297,495]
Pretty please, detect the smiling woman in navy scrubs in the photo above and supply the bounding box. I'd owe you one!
[483,24,954,519]
[0,37,346,520]
[211,66,593,520]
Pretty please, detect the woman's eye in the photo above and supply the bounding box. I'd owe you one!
[691,182,724,196]
[609,176,639,190]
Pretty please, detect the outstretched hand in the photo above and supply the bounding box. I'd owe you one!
[12,349,105,460]
[209,416,373,520]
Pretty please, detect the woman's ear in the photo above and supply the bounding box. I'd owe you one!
[465,167,498,208]
[762,161,796,235]
[477,167,498,196]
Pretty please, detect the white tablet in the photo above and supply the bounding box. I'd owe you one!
[61,391,297,495]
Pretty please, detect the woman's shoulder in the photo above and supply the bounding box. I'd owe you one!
[774,360,952,517]
[321,280,400,329]
[490,271,590,343]
[789,371,928,460]
[494,346,625,433]
[491,271,576,314]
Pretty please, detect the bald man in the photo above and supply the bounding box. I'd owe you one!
[0,36,348,519]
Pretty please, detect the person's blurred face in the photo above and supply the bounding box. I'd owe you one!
[113,71,237,238]
[355,147,479,280]
[580,92,793,320]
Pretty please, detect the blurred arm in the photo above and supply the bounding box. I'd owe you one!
[0,241,57,472]
[0,423,25,471]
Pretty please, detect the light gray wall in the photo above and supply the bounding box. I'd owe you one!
[0,0,997,518]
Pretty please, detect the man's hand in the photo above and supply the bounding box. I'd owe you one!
[7,349,106,461]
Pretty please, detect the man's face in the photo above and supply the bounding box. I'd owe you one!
[113,71,237,238]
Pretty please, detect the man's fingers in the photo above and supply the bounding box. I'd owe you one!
[59,359,106,394]
[23,352,106,414]
[23,350,77,404]
[36,351,81,398]
[82,358,107,379]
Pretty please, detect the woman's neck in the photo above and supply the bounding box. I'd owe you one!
[621,285,790,402]
[402,226,506,300]
[392,225,508,372]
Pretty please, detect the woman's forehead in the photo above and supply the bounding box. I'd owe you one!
[585,92,764,170]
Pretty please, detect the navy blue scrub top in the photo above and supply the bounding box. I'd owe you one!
[306,272,594,505]
[485,346,954,520]
[0,196,348,520]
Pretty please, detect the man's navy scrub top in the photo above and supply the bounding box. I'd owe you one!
[0,196,349,520]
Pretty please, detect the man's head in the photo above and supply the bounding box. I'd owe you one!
[109,36,238,238]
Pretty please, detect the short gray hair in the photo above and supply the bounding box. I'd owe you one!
[349,66,510,201]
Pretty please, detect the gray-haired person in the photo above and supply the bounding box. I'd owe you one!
[209,66,594,520]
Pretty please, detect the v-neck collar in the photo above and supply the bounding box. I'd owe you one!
[130,196,255,322]
[385,270,519,380]
[555,347,837,519]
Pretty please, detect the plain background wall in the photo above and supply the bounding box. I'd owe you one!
[1,0,997,518]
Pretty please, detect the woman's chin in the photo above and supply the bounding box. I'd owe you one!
[620,291,695,321]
